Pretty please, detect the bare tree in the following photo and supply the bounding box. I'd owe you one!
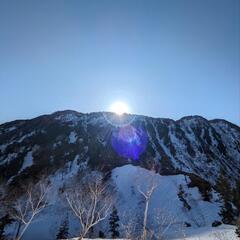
[9,181,50,240]
[136,167,159,240]
[66,171,115,239]
[122,218,136,240]
[121,211,140,240]
[122,207,176,240]
[153,209,176,239]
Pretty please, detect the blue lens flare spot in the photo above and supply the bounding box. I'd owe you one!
[111,125,148,160]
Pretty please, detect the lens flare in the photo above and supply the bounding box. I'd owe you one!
[111,125,148,160]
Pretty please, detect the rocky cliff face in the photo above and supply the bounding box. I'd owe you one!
[0,110,239,185]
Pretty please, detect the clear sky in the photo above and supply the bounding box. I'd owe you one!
[0,0,239,125]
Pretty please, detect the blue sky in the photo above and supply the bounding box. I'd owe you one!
[0,0,239,124]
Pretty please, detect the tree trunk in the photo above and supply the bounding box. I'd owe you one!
[142,198,149,240]
[16,222,30,240]
[15,222,21,240]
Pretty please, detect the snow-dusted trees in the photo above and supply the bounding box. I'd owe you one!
[66,171,115,239]
[9,181,50,240]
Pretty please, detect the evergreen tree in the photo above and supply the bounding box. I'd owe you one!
[220,201,234,224]
[109,206,120,238]
[216,173,234,224]
[178,185,191,210]
[98,230,105,238]
[0,215,12,240]
[233,180,240,215]
[56,217,69,239]
[88,226,94,238]
[216,172,231,201]
[236,216,240,238]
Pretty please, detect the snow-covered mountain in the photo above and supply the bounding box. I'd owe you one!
[0,110,239,239]
[1,110,239,183]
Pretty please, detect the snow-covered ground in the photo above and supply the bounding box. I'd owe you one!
[70,225,238,239]
[173,225,237,240]
[112,165,222,230]
[4,164,237,240]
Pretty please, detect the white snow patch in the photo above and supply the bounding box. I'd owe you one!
[151,120,176,166]
[55,113,81,126]
[0,143,9,153]
[17,131,36,143]
[18,151,33,173]
[53,140,62,148]
[18,146,39,173]
[0,153,18,165]
[173,224,237,240]
[68,131,78,144]
[144,119,161,162]
[6,126,17,132]
[88,115,108,127]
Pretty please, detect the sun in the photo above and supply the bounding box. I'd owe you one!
[110,101,130,115]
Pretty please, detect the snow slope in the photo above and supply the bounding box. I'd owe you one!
[112,165,222,238]
[3,164,238,240]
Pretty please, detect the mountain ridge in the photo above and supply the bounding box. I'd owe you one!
[1,110,239,128]
[0,110,239,184]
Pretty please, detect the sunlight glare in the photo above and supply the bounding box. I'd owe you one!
[110,101,130,115]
